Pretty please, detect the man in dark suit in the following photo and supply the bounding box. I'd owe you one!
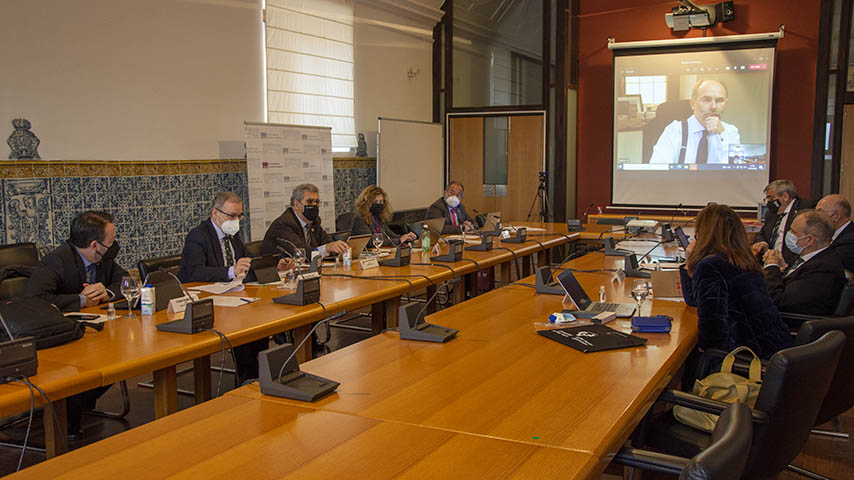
[260,183,348,258]
[817,194,854,273]
[178,192,291,386]
[25,211,128,439]
[763,210,846,315]
[424,181,476,234]
[752,179,812,266]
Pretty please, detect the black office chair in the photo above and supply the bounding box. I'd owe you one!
[331,230,350,242]
[0,243,40,300]
[244,240,263,258]
[615,403,753,479]
[781,279,854,328]
[636,331,845,479]
[137,254,181,282]
[336,212,354,232]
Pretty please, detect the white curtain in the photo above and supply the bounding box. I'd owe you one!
[266,0,356,149]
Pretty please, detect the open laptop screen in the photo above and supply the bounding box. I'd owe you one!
[556,269,592,310]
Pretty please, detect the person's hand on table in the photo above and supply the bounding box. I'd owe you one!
[400,232,417,243]
[462,220,476,232]
[277,257,295,271]
[81,282,109,306]
[234,257,252,277]
[325,240,349,255]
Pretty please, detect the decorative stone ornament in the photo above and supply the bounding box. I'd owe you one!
[356,132,368,157]
[7,118,41,160]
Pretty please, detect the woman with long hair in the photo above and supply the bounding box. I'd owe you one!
[680,203,792,359]
[350,185,417,245]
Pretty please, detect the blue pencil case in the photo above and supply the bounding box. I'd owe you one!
[631,315,672,333]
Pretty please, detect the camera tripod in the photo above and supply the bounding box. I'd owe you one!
[526,171,551,222]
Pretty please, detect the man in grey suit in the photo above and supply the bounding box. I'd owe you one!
[424,181,476,234]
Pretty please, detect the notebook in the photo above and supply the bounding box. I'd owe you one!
[538,324,647,353]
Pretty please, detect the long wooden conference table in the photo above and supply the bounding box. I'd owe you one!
[0,222,575,458]
[9,249,699,478]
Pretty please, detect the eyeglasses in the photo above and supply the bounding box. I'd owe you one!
[300,199,320,206]
[216,207,245,221]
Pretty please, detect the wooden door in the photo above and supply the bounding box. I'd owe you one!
[448,114,544,222]
[841,105,854,202]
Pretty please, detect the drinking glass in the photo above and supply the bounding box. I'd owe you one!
[120,276,139,318]
[631,279,649,316]
[294,248,306,268]
[372,232,384,254]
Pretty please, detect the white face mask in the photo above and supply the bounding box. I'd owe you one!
[221,219,240,236]
[445,195,460,208]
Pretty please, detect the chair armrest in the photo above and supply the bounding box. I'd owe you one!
[613,447,689,475]
[780,311,822,327]
[659,389,769,424]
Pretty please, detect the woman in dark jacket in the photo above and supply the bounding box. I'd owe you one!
[350,185,417,245]
[680,203,792,359]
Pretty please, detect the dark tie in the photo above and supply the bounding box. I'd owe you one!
[785,257,804,277]
[696,131,709,164]
[224,236,234,267]
[304,226,312,248]
[768,214,785,248]
[86,264,96,284]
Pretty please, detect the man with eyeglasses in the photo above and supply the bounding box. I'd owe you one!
[179,191,291,385]
[816,194,854,272]
[261,183,348,258]
[25,210,128,440]
[763,209,846,316]
[425,181,476,234]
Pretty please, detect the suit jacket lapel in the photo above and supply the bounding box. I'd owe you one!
[203,219,225,268]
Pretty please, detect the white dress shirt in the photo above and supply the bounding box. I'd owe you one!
[772,200,795,253]
[649,115,741,164]
[211,221,236,280]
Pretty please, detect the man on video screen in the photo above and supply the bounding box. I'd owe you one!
[649,79,740,165]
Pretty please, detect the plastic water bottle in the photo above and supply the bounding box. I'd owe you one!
[140,284,156,315]
[599,285,607,303]
[311,248,320,262]
[421,224,431,254]
[342,248,352,268]
[106,302,116,320]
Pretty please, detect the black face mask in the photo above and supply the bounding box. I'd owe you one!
[99,241,120,261]
[767,198,781,211]
[302,205,319,222]
[370,203,385,217]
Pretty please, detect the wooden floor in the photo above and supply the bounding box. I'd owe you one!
[0,309,852,478]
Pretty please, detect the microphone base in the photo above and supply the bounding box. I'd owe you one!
[398,302,458,343]
[258,343,339,402]
[535,266,565,295]
[624,268,651,278]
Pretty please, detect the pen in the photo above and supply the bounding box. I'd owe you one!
[240,297,253,303]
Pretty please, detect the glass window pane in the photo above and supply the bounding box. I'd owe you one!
[483,117,509,184]
[453,0,543,108]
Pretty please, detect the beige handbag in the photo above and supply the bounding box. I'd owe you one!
[673,346,762,432]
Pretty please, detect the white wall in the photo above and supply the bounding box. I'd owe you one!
[352,1,438,156]
[0,0,264,161]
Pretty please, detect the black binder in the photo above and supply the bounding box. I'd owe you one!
[537,324,647,353]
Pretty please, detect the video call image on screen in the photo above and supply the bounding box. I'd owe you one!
[611,45,775,207]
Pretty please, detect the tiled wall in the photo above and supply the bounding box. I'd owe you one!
[1,159,376,271]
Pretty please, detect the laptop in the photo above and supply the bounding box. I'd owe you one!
[250,255,280,284]
[424,217,447,242]
[478,211,501,233]
[556,269,636,317]
[347,234,372,259]
[105,270,185,312]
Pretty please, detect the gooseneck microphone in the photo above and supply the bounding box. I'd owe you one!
[471,208,498,233]
[158,267,194,300]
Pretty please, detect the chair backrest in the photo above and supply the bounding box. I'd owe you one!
[833,280,854,316]
[745,330,845,479]
[336,212,354,232]
[681,403,753,480]
[795,316,854,426]
[0,243,39,267]
[331,230,350,242]
[245,240,263,258]
[137,254,182,282]
[0,277,29,301]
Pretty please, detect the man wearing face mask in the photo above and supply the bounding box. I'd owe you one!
[425,181,476,234]
[763,210,846,315]
[25,210,127,312]
[816,194,854,272]
[752,179,812,266]
[24,210,127,440]
[179,191,290,385]
[260,183,349,258]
